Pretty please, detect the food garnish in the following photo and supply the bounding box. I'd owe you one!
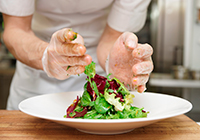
[64,62,148,119]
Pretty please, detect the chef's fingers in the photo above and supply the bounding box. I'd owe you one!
[132,74,149,86]
[46,63,70,80]
[137,85,146,93]
[132,59,153,75]
[70,34,84,45]
[54,28,79,43]
[54,43,86,56]
[64,65,86,75]
[132,74,149,85]
[132,44,153,59]
[59,54,92,66]
[47,65,86,80]
[121,32,138,50]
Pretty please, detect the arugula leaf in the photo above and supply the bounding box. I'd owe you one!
[69,112,76,117]
[91,81,100,97]
[83,110,98,119]
[106,73,112,81]
[104,80,110,89]
[74,105,83,112]
[94,96,112,114]
[84,61,96,79]
[80,91,92,107]
[113,77,130,96]
[84,62,100,97]
[84,82,88,91]
[113,78,129,92]
[89,101,95,107]
[107,89,114,93]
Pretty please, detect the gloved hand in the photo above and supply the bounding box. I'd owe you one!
[42,28,92,80]
[107,32,153,93]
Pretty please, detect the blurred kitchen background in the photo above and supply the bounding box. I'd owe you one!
[0,0,200,121]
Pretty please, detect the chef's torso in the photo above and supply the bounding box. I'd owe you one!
[0,0,150,109]
[7,0,113,109]
[33,0,113,45]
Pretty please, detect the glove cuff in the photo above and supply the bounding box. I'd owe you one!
[42,47,54,78]
[105,54,110,75]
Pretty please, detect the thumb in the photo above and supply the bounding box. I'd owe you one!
[121,32,138,50]
[54,28,80,43]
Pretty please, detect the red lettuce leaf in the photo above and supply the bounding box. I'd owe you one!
[73,107,88,118]
[87,74,107,101]
[66,96,79,118]
[66,96,88,118]
[86,74,124,102]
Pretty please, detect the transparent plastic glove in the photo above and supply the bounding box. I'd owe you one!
[107,32,153,93]
[42,28,92,80]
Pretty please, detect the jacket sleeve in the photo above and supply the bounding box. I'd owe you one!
[107,0,151,33]
[0,0,35,16]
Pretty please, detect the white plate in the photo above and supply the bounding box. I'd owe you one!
[19,91,192,135]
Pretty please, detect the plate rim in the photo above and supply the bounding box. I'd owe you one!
[18,91,193,124]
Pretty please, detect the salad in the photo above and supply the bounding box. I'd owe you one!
[64,62,148,119]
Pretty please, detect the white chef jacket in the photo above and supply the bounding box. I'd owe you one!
[0,0,151,110]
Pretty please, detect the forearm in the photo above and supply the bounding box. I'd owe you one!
[97,24,122,70]
[3,27,48,70]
